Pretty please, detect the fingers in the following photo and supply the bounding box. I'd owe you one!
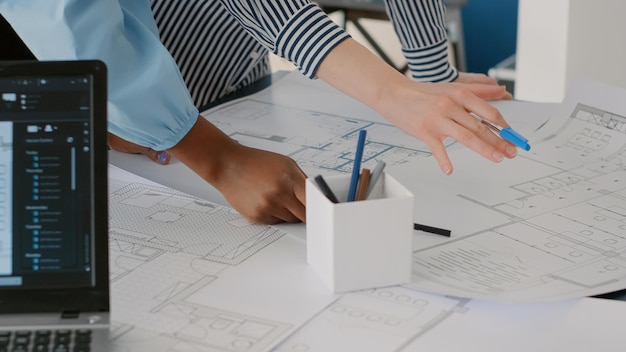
[254,186,306,224]
[270,170,307,224]
[462,83,512,101]
[218,147,308,225]
[442,89,517,157]
[287,172,307,222]
[242,194,304,225]
[422,135,453,175]
[454,121,518,162]
[415,87,519,171]
[153,150,171,164]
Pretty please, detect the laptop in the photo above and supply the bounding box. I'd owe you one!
[0,61,110,351]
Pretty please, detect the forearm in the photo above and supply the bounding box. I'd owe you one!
[315,38,409,117]
[316,37,515,175]
[166,116,239,188]
[167,115,307,224]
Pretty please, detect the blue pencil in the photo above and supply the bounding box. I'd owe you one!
[347,129,367,202]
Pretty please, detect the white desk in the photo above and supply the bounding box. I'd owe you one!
[108,72,626,351]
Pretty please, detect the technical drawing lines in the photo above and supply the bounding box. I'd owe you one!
[605,144,626,169]
[489,161,626,219]
[109,183,286,265]
[109,251,292,352]
[559,104,626,156]
[203,99,438,175]
[572,103,626,134]
[274,287,467,352]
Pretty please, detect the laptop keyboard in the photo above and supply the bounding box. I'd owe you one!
[0,329,91,352]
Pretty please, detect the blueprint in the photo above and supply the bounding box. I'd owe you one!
[389,79,626,302]
[200,71,554,179]
[106,73,626,350]
[108,177,292,351]
[107,167,626,352]
[203,99,441,176]
[106,167,476,352]
[200,74,626,302]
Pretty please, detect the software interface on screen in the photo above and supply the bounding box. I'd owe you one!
[0,74,96,289]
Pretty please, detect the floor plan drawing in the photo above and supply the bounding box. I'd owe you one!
[398,96,626,302]
[202,99,449,176]
[110,183,285,265]
[108,181,297,351]
[274,287,468,352]
[105,174,472,352]
[106,74,626,350]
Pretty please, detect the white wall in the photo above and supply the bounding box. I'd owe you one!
[515,0,626,102]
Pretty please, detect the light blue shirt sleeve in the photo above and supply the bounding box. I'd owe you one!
[0,0,198,150]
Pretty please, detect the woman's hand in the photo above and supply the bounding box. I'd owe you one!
[377,79,517,175]
[168,117,307,225]
[211,143,307,224]
[108,118,307,225]
[316,38,518,175]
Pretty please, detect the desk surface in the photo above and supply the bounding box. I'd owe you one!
[108,72,626,351]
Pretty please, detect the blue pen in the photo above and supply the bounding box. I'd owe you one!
[471,113,531,151]
[347,129,367,202]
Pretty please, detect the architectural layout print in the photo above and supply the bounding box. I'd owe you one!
[107,76,626,350]
[405,103,626,302]
[108,182,293,351]
[275,287,468,352]
[109,183,285,265]
[203,99,453,176]
[107,180,468,352]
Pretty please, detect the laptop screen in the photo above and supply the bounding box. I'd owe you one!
[0,61,108,313]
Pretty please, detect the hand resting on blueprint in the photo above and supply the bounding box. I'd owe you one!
[108,117,307,225]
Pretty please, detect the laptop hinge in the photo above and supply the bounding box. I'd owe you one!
[61,309,80,319]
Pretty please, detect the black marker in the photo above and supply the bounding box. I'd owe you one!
[414,223,451,237]
[314,175,339,203]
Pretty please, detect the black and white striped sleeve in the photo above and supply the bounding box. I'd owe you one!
[219,0,350,78]
[384,0,459,82]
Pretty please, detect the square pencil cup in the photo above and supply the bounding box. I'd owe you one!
[306,173,414,292]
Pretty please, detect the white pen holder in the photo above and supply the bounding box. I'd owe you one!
[306,173,414,292]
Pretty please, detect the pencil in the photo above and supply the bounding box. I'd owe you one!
[347,129,367,202]
[355,168,371,201]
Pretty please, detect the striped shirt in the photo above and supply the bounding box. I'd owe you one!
[152,0,458,109]
[1,0,457,150]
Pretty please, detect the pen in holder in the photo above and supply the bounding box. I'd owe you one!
[306,173,414,292]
